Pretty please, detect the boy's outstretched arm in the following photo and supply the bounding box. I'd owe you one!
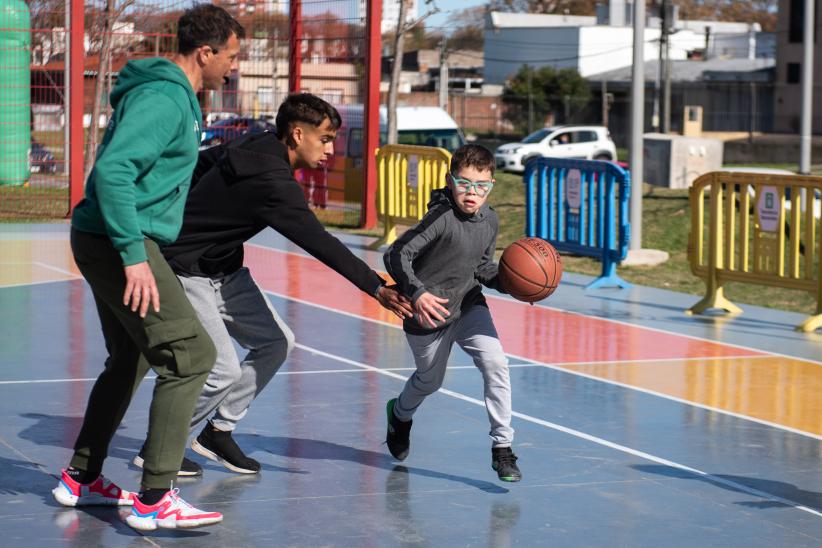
[256,171,412,319]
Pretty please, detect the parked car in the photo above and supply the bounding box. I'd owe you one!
[200,116,276,148]
[30,141,58,174]
[495,125,617,173]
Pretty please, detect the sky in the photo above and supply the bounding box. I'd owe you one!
[424,0,488,35]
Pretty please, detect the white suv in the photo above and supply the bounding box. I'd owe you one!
[495,125,617,173]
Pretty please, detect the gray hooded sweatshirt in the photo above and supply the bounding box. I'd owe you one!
[384,187,503,335]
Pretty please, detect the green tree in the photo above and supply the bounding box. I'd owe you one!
[502,65,591,133]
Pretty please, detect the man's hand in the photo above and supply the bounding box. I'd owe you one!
[123,261,160,318]
[414,291,450,328]
[376,285,414,319]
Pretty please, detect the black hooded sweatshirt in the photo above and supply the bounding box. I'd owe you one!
[162,131,383,297]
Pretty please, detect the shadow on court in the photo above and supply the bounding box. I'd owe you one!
[239,434,508,494]
[632,464,822,512]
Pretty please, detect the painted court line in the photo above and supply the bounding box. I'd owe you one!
[263,289,822,441]
[32,261,79,278]
[0,364,548,386]
[294,342,822,519]
[246,242,820,367]
[503,350,822,443]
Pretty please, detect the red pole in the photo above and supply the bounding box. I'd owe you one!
[68,0,85,213]
[361,0,382,229]
[289,0,302,93]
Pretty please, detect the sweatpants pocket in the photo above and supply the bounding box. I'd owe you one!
[144,318,215,377]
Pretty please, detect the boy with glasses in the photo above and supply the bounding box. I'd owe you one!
[382,144,521,482]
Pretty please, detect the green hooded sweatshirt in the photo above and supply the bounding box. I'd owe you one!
[72,57,203,266]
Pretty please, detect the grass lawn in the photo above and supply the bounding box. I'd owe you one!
[0,183,70,220]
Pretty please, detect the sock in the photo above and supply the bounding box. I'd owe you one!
[66,466,97,485]
[138,488,168,506]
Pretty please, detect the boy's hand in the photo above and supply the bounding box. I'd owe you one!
[414,292,450,328]
[123,261,160,318]
[376,285,414,319]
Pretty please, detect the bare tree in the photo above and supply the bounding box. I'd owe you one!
[84,0,136,180]
[386,0,438,145]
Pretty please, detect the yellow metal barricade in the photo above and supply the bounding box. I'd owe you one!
[687,171,822,331]
[368,144,451,250]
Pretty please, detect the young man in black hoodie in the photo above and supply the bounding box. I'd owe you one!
[383,144,521,482]
[131,93,413,476]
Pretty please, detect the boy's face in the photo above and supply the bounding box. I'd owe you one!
[447,165,495,215]
[289,117,337,169]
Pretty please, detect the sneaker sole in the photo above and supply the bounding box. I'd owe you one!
[126,513,223,531]
[191,438,259,475]
[132,454,202,477]
[52,486,134,507]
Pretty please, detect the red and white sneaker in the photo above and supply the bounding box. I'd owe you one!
[52,469,135,507]
[125,488,223,531]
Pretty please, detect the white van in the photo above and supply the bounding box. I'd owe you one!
[299,105,464,212]
[335,105,465,161]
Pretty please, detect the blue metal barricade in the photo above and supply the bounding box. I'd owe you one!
[524,158,632,289]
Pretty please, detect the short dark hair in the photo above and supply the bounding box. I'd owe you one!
[178,4,245,55]
[275,93,342,139]
[450,144,495,176]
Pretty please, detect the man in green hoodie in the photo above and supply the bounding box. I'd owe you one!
[52,4,244,531]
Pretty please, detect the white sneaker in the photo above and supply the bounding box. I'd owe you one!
[125,488,222,531]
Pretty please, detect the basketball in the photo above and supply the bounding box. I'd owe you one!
[498,238,562,303]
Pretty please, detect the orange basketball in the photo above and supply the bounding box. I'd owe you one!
[498,238,562,303]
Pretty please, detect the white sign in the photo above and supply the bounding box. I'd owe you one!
[566,169,582,209]
[756,186,780,232]
[407,155,419,189]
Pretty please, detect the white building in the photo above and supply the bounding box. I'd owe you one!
[484,9,773,85]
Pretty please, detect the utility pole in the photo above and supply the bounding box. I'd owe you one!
[601,79,609,127]
[387,0,439,144]
[629,0,645,251]
[438,37,448,110]
[800,0,814,174]
[661,0,671,134]
[527,67,534,134]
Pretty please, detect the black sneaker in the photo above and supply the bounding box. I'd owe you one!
[386,398,412,461]
[491,447,522,482]
[191,422,261,474]
[132,446,202,477]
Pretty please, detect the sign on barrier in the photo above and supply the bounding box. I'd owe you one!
[687,171,822,332]
[369,144,451,249]
[524,158,631,289]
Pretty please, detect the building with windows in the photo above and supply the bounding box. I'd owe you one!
[774,0,820,133]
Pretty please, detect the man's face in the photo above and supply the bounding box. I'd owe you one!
[291,118,337,169]
[200,33,241,90]
[447,165,494,215]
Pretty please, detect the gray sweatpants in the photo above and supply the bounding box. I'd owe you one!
[394,304,514,447]
[179,267,295,432]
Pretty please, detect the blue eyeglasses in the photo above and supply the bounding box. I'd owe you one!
[449,174,495,197]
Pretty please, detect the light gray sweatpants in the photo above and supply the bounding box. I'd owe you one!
[179,267,295,433]
[393,304,514,447]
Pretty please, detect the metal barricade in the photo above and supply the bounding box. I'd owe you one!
[369,144,451,250]
[688,171,822,332]
[524,158,631,289]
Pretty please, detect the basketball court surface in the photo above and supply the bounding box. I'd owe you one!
[0,223,820,546]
